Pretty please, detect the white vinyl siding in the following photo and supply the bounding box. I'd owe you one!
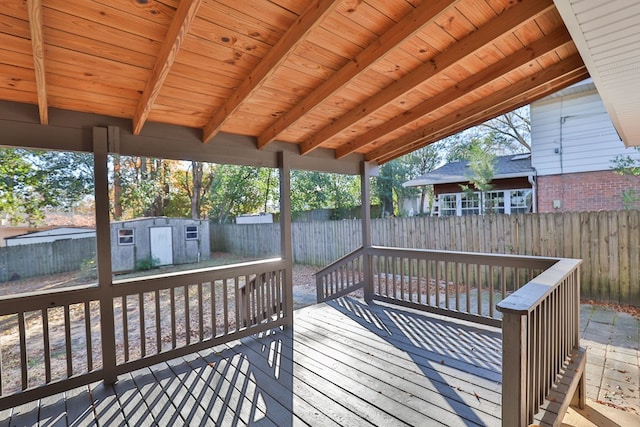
[531,82,640,176]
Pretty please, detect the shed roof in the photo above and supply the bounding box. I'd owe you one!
[403,153,534,187]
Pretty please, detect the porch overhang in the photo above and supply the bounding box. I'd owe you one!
[0,0,597,165]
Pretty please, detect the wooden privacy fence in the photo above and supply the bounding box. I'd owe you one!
[0,238,96,283]
[211,210,640,305]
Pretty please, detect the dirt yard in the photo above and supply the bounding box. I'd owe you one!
[0,255,322,394]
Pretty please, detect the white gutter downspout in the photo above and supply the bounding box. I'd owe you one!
[528,169,537,213]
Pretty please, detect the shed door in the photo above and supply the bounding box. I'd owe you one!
[150,227,173,266]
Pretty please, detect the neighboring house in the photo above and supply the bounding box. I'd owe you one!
[404,154,535,216]
[530,79,640,212]
[5,227,96,246]
[405,79,640,216]
[111,217,210,273]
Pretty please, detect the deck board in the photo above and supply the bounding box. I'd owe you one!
[0,298,503,426]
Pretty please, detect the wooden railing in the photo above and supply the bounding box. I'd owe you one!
[498,258,584,426]
[0,258,289,410]
[317,247,584,425]
[316,247,365,303]
[316,246,558,326]
[0,286,102,410]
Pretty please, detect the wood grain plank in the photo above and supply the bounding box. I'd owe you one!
[259,0,461,150]
[27,0,47,124]
[89,382,127,426]
[113,372,155,427]
[300,0,555,155]
[64,385,96,426]
[202,0,342,143]
[133,0,203,135]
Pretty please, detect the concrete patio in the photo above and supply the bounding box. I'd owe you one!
[561,303,640,426]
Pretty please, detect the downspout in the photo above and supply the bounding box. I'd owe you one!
[528,168,538,213]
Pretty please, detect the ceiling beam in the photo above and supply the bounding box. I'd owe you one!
[368,54,588,163]
[202,0,341,144]
[299,0,555,156]
[336,27,573,159]
[256,0,461,149]
[27,0,48,125]
[375,67,588,163]
[132,0,203,135]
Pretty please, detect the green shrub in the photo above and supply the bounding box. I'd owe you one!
[135,257,160,271]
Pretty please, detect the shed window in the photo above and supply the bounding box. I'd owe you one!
[186,225,198,240]
[118,229,134,245]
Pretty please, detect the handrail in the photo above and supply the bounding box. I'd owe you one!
[497,258,583,426]
[315,246,365,302]
[367,246,557,326]
[0,258,289,411]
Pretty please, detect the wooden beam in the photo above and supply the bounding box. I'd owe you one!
[336,27,573,159]
[374,68,589,164]
[132,0,203,135]
[299,0,555,155]
[27,0,48,125]
[369,55,588,163]
[256,0,461,149]
[202,0,341,144]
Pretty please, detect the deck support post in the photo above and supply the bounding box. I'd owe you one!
[93,126,117,384]
[279,151,294,327]
[360,161,373,301]
[501,309,528,427]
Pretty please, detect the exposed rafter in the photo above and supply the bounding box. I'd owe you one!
[256,0,461,149]
[202,0,341,144]
[298,0,555,155]
[369,54,588,163]
[336,27,573,159]
[27,0,48,125]
[132,0,203,135]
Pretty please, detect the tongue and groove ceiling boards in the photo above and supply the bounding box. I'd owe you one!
[0,0,591,164]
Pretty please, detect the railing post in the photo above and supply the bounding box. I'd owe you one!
[501,309,528,427]
[361,161,373,301]
[93,127,117,384]
[278,151,294,327]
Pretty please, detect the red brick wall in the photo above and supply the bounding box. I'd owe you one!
[537,170,640,212]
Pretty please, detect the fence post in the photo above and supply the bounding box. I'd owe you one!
[501,309,528,426]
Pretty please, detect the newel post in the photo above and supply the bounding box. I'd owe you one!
[500,309,528,426]
[278,151,294,327]
[93,126,117,384]
[360,161,373,301]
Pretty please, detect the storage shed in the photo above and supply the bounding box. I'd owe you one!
[110,217,210,273]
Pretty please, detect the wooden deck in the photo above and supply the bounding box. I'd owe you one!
[0,297,503,426]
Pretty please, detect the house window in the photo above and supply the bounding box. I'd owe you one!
[485,191,505,214]
[118,229,134,245]
[439,194,458,216]
[436,188,533,216]
[460,193,480,216]
[185,225,199,240]
[509,189,533,214]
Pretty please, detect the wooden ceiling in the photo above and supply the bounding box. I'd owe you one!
[0,0,588,164]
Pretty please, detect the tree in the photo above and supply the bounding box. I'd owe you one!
[611,147,640,209]
[207,165,270,223]
[289,171,360,219]
[480,106,531,151]
[400,143,442,214]
[0,148,94,225]
[459,139,497,213]
[113,156,173,219]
